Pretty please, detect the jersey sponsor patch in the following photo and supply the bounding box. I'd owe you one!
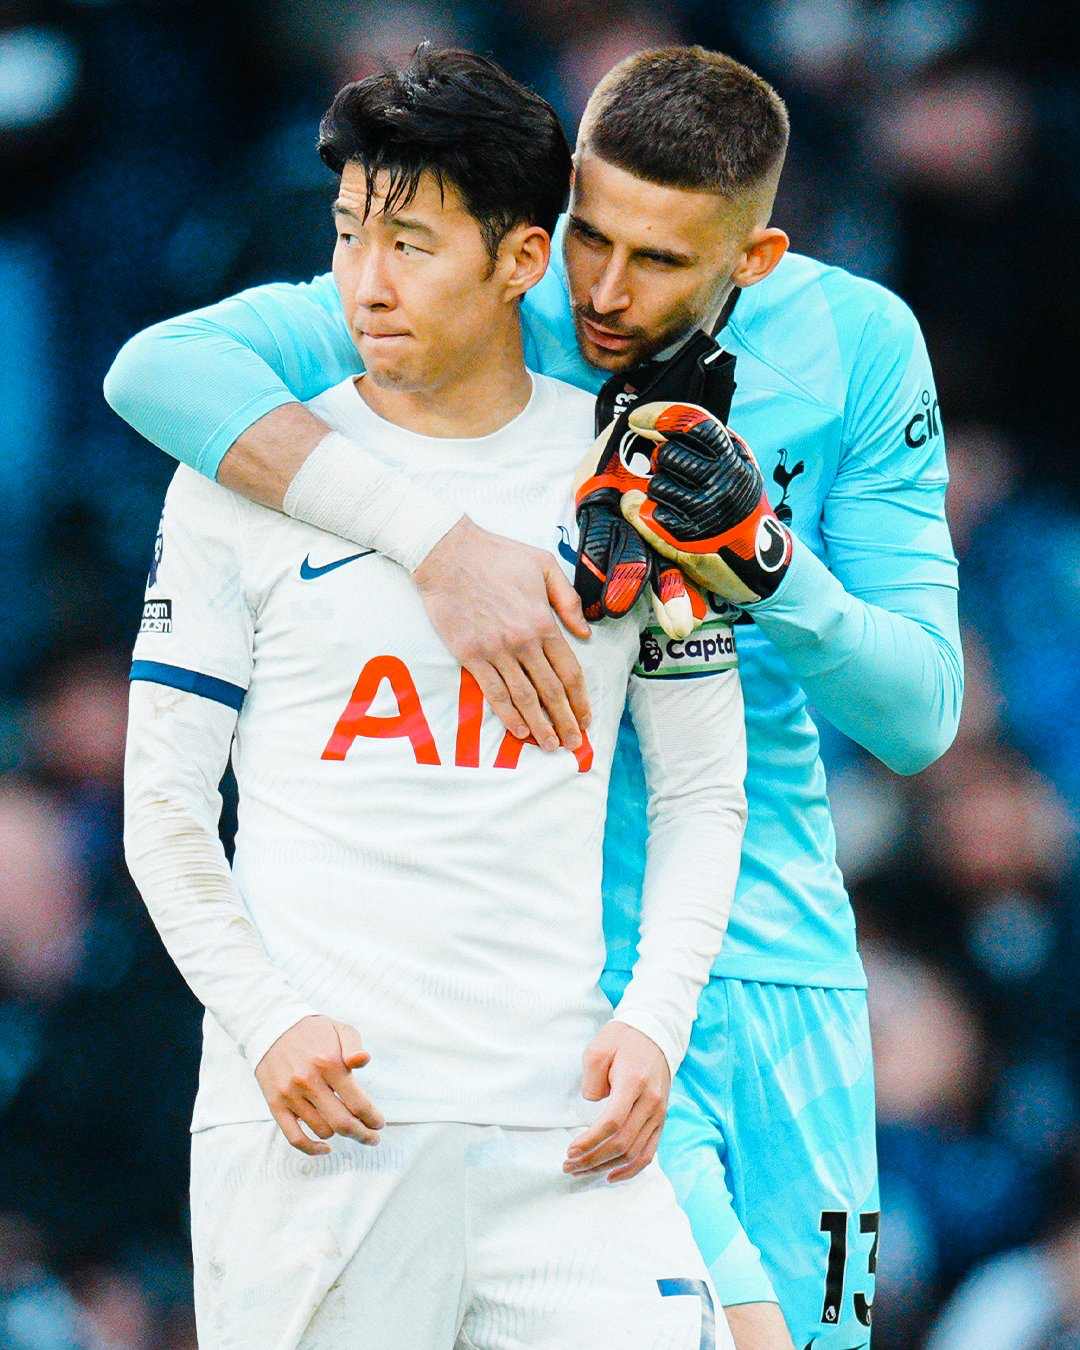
[633,619,736,679]
[140,598,173,634]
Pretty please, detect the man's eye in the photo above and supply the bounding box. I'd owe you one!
[337,231,358,246]
[396,240,424,256]
[571,224,603,248]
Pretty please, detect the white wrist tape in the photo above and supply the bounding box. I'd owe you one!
[282,431,462,572]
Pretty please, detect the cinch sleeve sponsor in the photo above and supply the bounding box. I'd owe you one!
[632,619,738,680]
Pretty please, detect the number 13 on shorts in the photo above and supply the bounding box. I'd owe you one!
[818,1209,879,1331]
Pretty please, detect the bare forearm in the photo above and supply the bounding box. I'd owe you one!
[213,402,462,570]
[217,403,330,509]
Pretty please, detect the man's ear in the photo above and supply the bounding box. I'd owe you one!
[732,226,789,290]
[501,225,551,300]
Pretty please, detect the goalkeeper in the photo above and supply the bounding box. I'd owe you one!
[104,45,962,1350]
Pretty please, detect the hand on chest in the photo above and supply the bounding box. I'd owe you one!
[248,530,636,777]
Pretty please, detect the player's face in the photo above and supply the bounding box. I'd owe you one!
[332,164,506,394]
[564,152,751,372]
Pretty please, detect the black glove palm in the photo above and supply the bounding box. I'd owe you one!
[623,402,792,605]
[573,332,737,629]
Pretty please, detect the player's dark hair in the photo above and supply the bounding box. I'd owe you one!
[578,47,789,201]
[318,45,572,261]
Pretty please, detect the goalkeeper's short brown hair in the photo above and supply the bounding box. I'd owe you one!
[578,47,789,200]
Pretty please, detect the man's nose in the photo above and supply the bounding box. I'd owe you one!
[591,259,631,316]
[355,247,395,310]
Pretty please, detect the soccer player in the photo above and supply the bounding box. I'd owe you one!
[123,51,746,1349]
[107,46,964,1350]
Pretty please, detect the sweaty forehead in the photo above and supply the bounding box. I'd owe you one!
[572,152,744,253]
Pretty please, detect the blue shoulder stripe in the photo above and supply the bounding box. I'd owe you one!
[129,661,246,711]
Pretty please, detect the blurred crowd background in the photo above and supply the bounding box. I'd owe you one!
[2,0,1078,1346]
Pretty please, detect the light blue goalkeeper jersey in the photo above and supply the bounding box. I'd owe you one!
[105,226,962,990]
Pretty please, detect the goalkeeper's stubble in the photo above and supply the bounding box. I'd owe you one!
[562,150,783,375]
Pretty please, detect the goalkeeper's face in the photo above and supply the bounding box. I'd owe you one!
[565,151,762,372]
[332,163,534,395]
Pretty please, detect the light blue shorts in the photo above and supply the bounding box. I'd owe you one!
[602,973,880,1350]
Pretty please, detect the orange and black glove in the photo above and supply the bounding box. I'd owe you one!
[621,402,792,606]
[573,332,736,637]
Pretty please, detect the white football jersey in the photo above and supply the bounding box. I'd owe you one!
[127,373,746,1131]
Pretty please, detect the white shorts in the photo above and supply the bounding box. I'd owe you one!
[190,1120,732,1350]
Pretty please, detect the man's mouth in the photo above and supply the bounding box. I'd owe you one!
[578,315,636,351]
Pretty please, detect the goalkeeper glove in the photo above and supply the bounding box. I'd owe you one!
[573,421,706,638]
[573,331,737,638]
[620,401,792,606]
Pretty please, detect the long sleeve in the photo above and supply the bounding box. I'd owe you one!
[124,466,317,1067]
[609,626,748,1077]
[103,274,355,479]
[749,538,963,775]
[746,286,963,775]
[102,267,600,478]
[124,681,318,1068]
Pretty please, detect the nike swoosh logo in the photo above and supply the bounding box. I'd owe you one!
[299,550,375,580]
[557,526,578,568]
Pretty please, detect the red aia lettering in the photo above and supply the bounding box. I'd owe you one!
[454,669,484,768]
[324,660,593,772]
[321,654,440,765]
[494,727,593,773]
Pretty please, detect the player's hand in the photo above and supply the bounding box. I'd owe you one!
[255,1015,385,1156]
[621,402,793,606]
[574,329,737,637]
[564,1022,671,1183]
[574,421,704,641]
[412,516,591,752]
